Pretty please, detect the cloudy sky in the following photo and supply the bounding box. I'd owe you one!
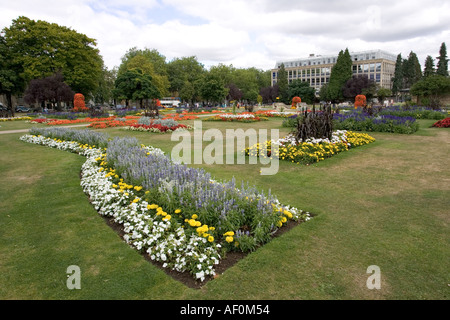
[1,0,449,71]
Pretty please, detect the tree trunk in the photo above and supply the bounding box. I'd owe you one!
[6,92,14,118]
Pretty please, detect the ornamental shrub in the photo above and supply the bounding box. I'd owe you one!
[355,95,366,109]
[74,93,88,112]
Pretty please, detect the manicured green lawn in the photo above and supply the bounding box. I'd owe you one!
[0,119,448,300]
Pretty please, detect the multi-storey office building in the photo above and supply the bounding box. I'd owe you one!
[271,50,397,94]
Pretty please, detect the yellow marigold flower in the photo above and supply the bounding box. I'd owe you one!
[188,219,197,227]
[132,198,140,203]
[191,214,198,219]
[163,215,171,221]
[281,216,287,223]
[284,210,293,219]
[124,193,129,196]
[225,236,234,243]
[174,209,181,214]
[148,204,158,209]
[208,236,214,243]
[223,231,234,236]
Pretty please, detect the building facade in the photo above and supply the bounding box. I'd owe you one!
[271,50,397,94]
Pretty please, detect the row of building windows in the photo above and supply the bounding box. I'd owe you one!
[273,72,383,87]
[279,53,383,68]
[273,63,384,79]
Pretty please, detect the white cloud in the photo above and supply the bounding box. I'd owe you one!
[1,0,449,71]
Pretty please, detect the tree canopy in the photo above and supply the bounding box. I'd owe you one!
[2,16,103,96]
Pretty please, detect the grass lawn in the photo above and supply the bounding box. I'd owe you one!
[0,118,448,300]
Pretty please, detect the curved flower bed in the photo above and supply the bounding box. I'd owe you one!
[20,128,311,282]
[245,130,375,165]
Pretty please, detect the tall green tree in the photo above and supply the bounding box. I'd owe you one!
[2,16,103,96]
[392,54,404,95]
[423,55,435,78]
[403,51,422,88]
[327,48,353,103]
[436,42,449,77]
[276,63,288,104]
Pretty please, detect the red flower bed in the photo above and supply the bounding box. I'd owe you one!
[432,117,450,128]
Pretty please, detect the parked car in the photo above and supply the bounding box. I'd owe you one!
[15,105,31,113]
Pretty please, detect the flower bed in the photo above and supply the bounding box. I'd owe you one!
[30,116,140,126]
[204,113,267,122]
[122,123,193,133]
[333,112,419,134]
[1,116,33,121]
[432,117,450,128]
[21,127,310,282]
[245,130,375,165]
[255,110,299,118]
[379,105,446,120]
[162,114,199,121]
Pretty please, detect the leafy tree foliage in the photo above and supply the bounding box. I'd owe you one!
[198,72,228,104]
[114,68,160,109]
[410,74,450,108]
[93,66,117,105]
[24,72,74,110]
[118,49,170,97]
[2,16,103,96]
[0,33,25,116]
[287,79,315,104]
[259,84,279,104]
[167,56,205,95]
[343,75,376,101]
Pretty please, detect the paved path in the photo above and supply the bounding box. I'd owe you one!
[0,124,90,135]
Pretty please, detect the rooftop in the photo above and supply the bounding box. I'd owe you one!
[274,49,397,68]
